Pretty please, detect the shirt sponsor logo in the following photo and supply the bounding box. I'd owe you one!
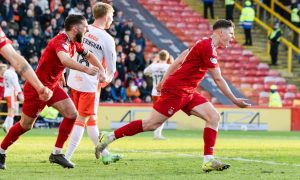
[210,57,217,64]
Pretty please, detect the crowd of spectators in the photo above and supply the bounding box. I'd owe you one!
[0,0,155,103]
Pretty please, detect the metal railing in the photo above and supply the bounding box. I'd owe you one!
[235,1,300,74]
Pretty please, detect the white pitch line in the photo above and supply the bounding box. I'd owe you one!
[111,148,300,167]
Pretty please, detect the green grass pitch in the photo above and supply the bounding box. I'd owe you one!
[0,129,300,179]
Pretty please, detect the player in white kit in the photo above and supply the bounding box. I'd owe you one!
[144,50,171,140]
[65,2,121,165]
[3,66,24,132]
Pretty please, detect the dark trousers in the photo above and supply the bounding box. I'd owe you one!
[292,22,300,47]
[270,43,279,65]
[204,2,214,19]
[244,28,252,45]
[225,5,234,21]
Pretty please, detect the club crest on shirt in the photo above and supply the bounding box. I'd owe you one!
[210,57,217,64]
[168,107,175,115]
[62,42,69,51]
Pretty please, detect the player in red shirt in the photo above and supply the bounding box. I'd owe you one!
[0,14,105,170]
[95,19,250,172]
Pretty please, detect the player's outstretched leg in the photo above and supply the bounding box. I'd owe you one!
[95,120,144,159]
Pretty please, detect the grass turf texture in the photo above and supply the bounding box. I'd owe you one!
[0,129,300,179]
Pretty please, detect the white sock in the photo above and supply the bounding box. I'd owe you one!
[4,116,14,132]
[154,122,165,137]
[52,147,63,155]
[65,125,85,161]
[108,132,116,142]
[203,155,214,163]
[0,148,6,154]
[86,125,110,156]
[86,125,99,146]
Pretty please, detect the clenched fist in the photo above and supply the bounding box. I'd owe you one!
[38,86,53,101]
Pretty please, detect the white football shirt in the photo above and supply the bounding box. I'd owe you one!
[68,25,116,92]
[144,63,170,96]
[4,68,21,97]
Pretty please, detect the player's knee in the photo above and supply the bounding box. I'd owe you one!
[20,121,34,130]
[64,111,78,120]
[209,113,221,125]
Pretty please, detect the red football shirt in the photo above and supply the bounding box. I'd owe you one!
[163,37,219,94]
[0,28,12,50]
[35,32,76,88]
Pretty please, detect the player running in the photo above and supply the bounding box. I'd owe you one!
[2,65,24,133]
[95,19,251,172]
[0,14,105,170]
[65,2,121,165]
[144,50,171,140]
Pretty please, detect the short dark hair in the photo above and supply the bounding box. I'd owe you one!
[64,14,86,31]
[213,19,235,30]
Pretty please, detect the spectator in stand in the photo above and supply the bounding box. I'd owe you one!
[139,81,152,101]
[24,38,37,60]
[126,80,141,103]
[111,78,127,102]
[54,13,65,30]
[225,0,235,21]
[125,52,139,73]
[50,18,60,35]
[135,71,145,87]
[121,34,132,54]
[202,0,215,19]
[240,1,255,46]
[116,55,126,81]
[12,3,20,24]
[268,23,282,66]
[291,4,300,47]
[0,0,13,22]
[269,85,282,107]
[1,21,9,35]
[17,28,31,56]
[85,6,94,24]
[40,9,52,30]
[133,28,146,53]
[20,9,35,32]
[29,56,39,70]
[68,2,84,15]
[122,20,135,39]
[115,11,126,24]
[134,45,145,69]
[31,28,43,56]
[101,86,114,103]
[36,0,49,13]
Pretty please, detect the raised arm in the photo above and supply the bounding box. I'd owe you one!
[209,67,250,108]
[57,51,99,76]
[0,44,52,101]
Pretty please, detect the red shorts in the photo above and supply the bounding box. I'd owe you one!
[70,85,101,117]
[153,90,208,117]
[22,83,69,118]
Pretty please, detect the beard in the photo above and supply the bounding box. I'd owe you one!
[75,32,83,43]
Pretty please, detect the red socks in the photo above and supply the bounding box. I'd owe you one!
[55,117,76,148]
[1,122,27,150]
[114,120,143,139]
[203,127,217,155]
